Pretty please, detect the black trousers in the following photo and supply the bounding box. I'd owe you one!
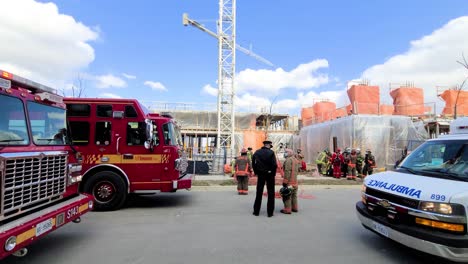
[253,172,275,216]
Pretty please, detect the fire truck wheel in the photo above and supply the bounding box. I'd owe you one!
[83,171,127,211]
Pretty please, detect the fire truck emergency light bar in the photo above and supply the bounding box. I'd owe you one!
[1,69,57,95]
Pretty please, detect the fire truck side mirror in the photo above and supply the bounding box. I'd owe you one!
[144,119,155,151]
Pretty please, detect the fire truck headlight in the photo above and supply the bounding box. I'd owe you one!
[5,236,16,252]
[88,200,94,210]
[75,152,83,163]
[175,158,181,170]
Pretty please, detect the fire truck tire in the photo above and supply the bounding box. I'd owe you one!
[83,171,127,211]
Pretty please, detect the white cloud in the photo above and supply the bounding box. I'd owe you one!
[96,74,127,88]
[144,81,167,91]
[0,0,98,86]
[361,16,468,108]
[297,90,349,108]
[122,73,136,79]
[236,59,329,94]
[234,93,271,112]
[99,93,122,99]
[201,84,218,96]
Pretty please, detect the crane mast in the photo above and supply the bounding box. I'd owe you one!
[183,0,273,150]
[217,0,236,149]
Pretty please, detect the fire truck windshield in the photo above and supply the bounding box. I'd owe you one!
[0,94,29,145]
[27,101,69,145]
[162,122,182,147]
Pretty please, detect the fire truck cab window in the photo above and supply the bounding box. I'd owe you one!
[28,101,68,145]
[127,122,147,145]
[69,121,90,145]
[95,121,111,145]
[163,123,176,146]
[97,105,112,118]
[67,104,90,117]
[0,94,29,145]
[125,105,138,118]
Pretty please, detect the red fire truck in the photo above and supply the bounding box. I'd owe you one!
[0,70,93,259]
[64,98,191,211]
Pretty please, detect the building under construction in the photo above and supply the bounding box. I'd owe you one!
[142,102,299,173]
[297,82,468,170]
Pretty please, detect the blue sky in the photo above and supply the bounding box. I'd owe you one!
[2,0,468,115]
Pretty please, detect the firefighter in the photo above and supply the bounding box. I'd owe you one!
[347,148,358,180]
[316,149,330,175]
[363,149,376,178]
[252,140,277,217]
[342,147,351,178]
[230,157,237,177]
[356,148,364,177]
[281,149,300,214]
[294,149,306,172]
[234,148,252,195]
[331,148,344,179]
[247,147,253,163]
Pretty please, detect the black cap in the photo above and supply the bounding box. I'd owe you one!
[263,140,272,145]
[247,147,252,150]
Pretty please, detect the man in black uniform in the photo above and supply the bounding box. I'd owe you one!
[252,140,278,217]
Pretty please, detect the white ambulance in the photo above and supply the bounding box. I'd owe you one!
[356,117,468,262]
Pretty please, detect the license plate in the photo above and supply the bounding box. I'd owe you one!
[36,219,54,237]
[372,221,389,237]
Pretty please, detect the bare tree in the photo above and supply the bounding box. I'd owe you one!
[264,96,278,140]
[455,54,468,119]
[59,74,86,98]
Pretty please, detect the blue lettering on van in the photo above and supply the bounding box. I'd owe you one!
[367,180,421,199]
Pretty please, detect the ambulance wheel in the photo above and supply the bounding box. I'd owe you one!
[84,171,127,211]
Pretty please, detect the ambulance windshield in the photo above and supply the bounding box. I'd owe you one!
[398,140,468,180]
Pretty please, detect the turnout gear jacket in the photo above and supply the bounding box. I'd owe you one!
[283,156,299,187]
[235,155,252,176]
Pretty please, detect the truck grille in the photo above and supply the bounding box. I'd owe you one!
[0,152,67,220]
[366,187,420,209]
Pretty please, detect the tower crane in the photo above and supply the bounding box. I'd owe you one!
[183,1,273,150]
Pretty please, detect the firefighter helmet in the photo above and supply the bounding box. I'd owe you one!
[279,186,292,197]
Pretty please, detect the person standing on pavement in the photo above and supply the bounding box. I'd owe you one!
[356,148,364,178]
[363,149,376,178]
[234,148,252,195]
[331,148,344,179]
[346,148,358,180]
[281,149,300,214]
[247,147,253,163]
[252,140,278,217]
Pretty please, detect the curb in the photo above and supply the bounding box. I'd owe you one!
[191,178,363,186]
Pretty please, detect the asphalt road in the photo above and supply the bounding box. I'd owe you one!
[4,186,454,264]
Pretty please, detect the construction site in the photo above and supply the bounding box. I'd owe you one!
[136,1,468,175]
[141,81,467,174]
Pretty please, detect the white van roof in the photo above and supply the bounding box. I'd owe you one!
[450,117,468,135]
